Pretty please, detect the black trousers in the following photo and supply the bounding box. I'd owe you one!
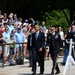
[29,51,33,66]
[51,53,60,73]
[32,50,45,73]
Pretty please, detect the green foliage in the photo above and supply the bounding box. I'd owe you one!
[43,9,70,32]
[0,0,75,22]
[0,0,75,28]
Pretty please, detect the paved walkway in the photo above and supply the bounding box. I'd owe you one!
[0,57,75,75]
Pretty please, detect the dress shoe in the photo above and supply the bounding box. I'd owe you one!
[55,71,60,74]
[29,65,32,67]
[50,72,54,75]
[39,72,44,75]
[32,72,36,75]
[61,62,65,65]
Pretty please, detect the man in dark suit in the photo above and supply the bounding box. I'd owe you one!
[47,27,61,75]
[27,29,35,67]
[31,24,45,75]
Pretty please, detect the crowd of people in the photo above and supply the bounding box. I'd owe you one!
[0,11,51,65]
[0,11,36,65]
[0,10,75,75]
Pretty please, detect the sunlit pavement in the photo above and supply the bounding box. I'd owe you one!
[0,57,75,75]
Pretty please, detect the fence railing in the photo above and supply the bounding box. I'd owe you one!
[0,42,27,68]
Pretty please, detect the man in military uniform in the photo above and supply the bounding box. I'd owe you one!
[71,25,75,60]
[71,25,75,42]
[62,25,75,65]
[62,25,72,65]
[47,27,61,75]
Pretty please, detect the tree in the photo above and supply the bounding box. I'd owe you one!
[43,9,70,32]
[0,0,75,24]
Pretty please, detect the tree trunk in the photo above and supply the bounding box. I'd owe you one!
[62,9,70,25]
[70,9,74,24]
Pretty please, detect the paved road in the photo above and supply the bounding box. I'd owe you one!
[0,57,75,75]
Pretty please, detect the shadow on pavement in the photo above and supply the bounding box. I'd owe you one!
[18,73,50,75]
[18,65,29,68]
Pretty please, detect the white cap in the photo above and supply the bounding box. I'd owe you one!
[23,23,28,26]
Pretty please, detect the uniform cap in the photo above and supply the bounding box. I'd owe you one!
[51,27,55,30]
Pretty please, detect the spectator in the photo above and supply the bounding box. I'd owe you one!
[35,20,40,25]
[22,28,30,63]
[0,28,6,61]
[8,13,13,22]
[0,11,4,22]
[29,17,35,25]
[14,26,25,59]
[13,14,18,23]
[3,13,8,23]
[40,21,46,32]
[8,19,14,34]
[22,29,27,57]
[3,27,10,64]
[27,29,35,67]
[11,29,16,59]
[9,35,16,65]
[13,23,18,32]
[59,27,65,48]
[45,27,51,60]
[4,22,8,28]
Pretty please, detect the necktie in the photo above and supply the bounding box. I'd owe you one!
[30,35,32,46]
[35,32,38,40]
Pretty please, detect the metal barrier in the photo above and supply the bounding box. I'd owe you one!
[0,42,27,68]
[63,39,75,75]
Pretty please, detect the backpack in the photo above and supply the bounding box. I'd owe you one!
[16,56,23,65]
[9,59,16,66]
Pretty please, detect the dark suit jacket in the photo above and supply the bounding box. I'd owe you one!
[47,32,61,55]
[27,34,32,51]
[71,31,75,42]
[32,31,45,52]
[65,30,72,48]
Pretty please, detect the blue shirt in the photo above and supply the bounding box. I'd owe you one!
[14,32,25,47]
[13,18,18,23]
[3,32,10,43]
[8,25,14,34]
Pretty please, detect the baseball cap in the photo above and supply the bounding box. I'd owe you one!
[25,19,29,23]
[51,27,55,30]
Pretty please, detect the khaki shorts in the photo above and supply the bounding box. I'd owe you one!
[0,46,2,51]
[4,45,10,57]
[16,46,23,52]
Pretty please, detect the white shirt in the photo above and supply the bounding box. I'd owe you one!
[59,31,64,40]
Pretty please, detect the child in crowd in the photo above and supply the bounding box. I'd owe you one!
[9,35,16,65]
